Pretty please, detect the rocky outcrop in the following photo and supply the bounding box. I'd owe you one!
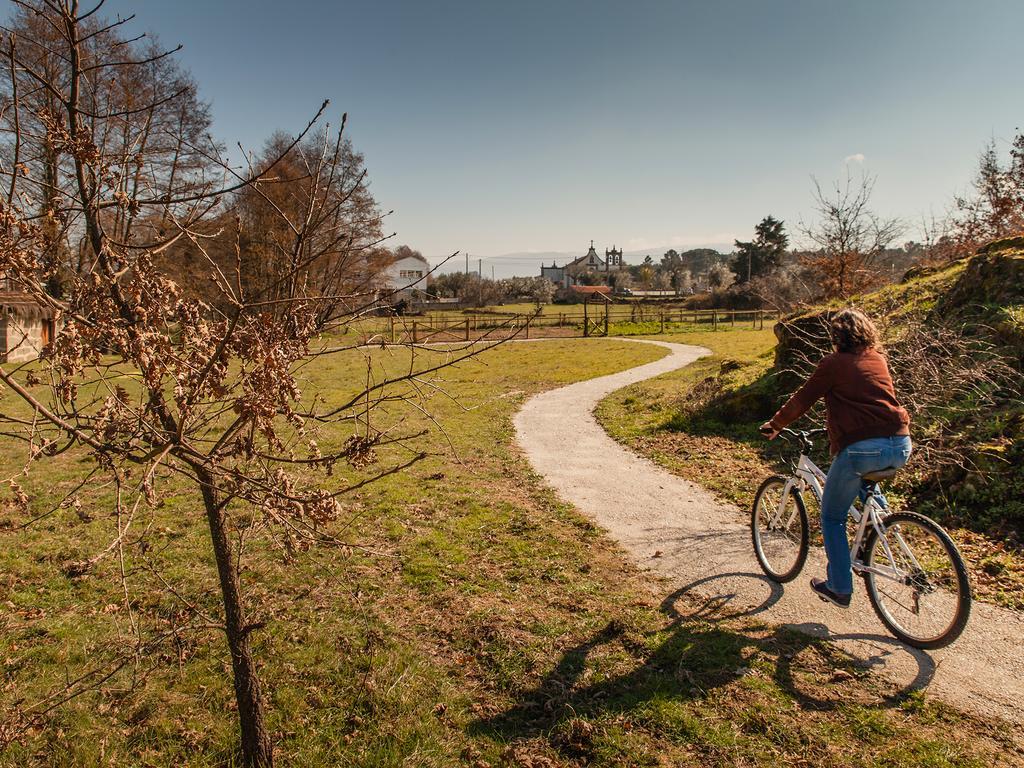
[934,236,1024,316]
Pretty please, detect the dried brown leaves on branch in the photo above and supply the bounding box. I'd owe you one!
[886,321,1021,474]
[0,2,502,765]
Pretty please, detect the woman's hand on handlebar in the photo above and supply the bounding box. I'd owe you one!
[759,421,780,440]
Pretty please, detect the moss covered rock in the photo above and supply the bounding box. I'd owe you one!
[935,236,1024,316]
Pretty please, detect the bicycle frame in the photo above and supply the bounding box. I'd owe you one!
[771,451,923,584]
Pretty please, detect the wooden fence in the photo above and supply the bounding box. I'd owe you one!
[365,308,779,345]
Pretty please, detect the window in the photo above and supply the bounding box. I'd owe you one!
[399,270,423,279]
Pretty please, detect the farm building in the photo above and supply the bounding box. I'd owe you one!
[0,292,57,363]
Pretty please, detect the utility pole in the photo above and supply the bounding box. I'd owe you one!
[491,265,494,280]
[478,258,482,279]
[465,253,469,275]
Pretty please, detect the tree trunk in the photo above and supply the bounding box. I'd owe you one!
[197,467,274,767]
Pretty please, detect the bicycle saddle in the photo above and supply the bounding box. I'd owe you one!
[860,467,900,482]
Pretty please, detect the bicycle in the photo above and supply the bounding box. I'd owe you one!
[750,427,971,649]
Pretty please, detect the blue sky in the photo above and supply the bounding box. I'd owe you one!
[95,1,1022,275]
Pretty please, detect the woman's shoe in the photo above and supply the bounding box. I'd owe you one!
[810,577,851,608]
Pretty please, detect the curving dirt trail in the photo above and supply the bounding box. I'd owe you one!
[514,337,1024,729]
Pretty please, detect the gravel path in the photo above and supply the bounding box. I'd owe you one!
[514,337,1024,728]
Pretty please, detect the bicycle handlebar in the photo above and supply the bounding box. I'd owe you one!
[769,426,827,452]
[779,427,827,439]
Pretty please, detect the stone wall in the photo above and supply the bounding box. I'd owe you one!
[0,314,47,363]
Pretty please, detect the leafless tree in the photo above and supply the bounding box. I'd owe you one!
[706,262,733,290]
[799,172,903,299]
[740,264,819,313]
[0,3,503,765]
[234,129,390,326]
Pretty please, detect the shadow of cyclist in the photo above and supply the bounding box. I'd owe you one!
[662,571,937,711]
[471,570,936,751]
[469,615,753,748]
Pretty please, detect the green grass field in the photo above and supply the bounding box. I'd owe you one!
[0,332,1018,766]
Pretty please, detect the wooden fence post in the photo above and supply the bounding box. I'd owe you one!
[525,315,530,339]
[660,312,665,334]
[464,319,470,341]
[713,311,718,331]
[412,321,418,343]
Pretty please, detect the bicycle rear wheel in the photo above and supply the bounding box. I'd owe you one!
[862,511,971,649]
[751,475,809,582]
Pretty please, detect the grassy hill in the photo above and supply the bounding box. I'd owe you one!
[597,237,1024,609]
[727,236,1024,535]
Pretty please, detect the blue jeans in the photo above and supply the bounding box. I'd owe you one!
[820,435,912,594]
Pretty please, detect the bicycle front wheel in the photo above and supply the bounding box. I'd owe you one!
[751,475,809,582]
[862,511,971,649]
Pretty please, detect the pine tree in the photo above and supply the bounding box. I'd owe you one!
[730,215,789,283]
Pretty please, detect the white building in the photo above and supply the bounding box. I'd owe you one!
[378,251,431,300]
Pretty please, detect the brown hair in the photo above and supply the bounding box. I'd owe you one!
[830,308,881,353]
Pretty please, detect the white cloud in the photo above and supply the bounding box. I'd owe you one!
[844,153,866,165]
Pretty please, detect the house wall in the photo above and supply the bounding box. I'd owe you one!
[0,314,47,363]
[540,265,565,287]
[379,255,431,295]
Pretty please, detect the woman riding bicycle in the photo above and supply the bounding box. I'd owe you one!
[760,308,911,607]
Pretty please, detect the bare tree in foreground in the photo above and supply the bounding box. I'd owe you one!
[0,2,503,765]
[800,172,903,299]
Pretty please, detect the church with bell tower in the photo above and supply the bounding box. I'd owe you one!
[539,241,627,289]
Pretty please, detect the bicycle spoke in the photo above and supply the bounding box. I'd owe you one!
[865,514,968,646]
[752,477,809,582]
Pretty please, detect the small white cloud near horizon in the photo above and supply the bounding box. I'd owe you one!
[844,152,866,165]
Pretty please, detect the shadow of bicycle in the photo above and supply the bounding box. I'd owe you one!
[470,570,935,752]
[662,570,937,707]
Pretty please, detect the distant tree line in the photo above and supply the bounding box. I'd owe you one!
[430,272,555,306]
